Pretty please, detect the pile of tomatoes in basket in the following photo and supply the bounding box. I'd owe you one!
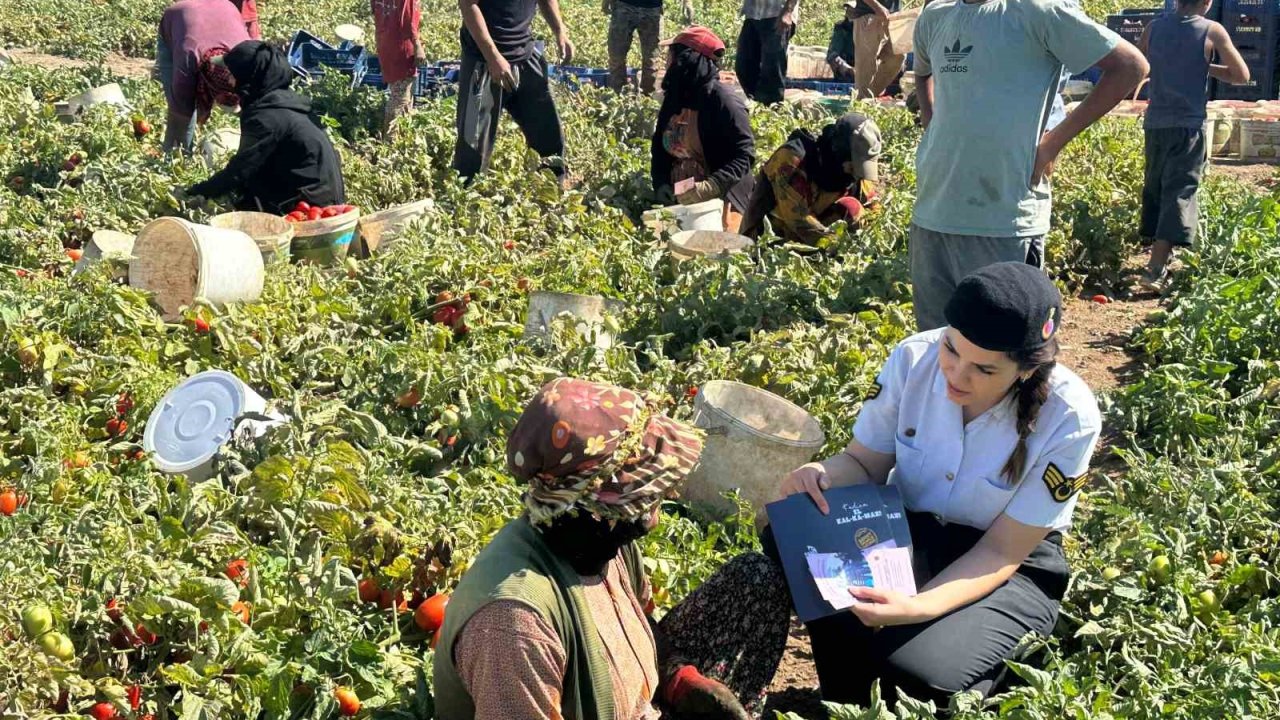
[282,201,357,223]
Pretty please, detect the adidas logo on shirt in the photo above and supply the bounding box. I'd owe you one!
[940,39,973,73]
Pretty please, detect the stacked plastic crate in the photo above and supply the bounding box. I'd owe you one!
[1213,0,1280,100]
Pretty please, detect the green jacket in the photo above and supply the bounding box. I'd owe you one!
[432,515,647,720]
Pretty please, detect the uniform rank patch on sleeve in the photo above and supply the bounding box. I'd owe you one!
[866,381,882,401]
[1043,462,1088,502]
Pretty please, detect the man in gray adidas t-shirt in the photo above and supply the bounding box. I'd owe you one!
[909,0,1148,330]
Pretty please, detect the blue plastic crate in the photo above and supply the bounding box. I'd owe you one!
[784,78,854,96]
[1222,0,1280,16]
[286,31,333,69]
[298,43,366,77]
[553,65,611,88]
[1107,13,1159,44]
[1211,55,1279,100]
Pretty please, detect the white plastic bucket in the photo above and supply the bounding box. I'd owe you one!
[683,381,826,515]
[59,83,130,119]
[73,229,135,280]
[143,370,285,480]
[128,218,264,321]
[209,211,295,264]
[202,128,241,167]
[642,199,725,234]
[524,291,624,348]
[356,199,433,256]
[669,230,753,268]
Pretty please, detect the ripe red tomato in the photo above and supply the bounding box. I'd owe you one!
[1091,294,1111,304]
[134,623,157,645]
[357,578,381,604]
[66,248,83,262]
[88,702,118,720]
[295,201,311,213]
[321,207,339,218]
[192,318,210,334]
[105,418,128,438]
[225,558,249,586]
[115,393,134,415]
[0,489,17,516]
[285,212,304,223]
[334,687,361,716]
[106,597,123,622]
[307,207,323,221]
[127,684,141,711]
[378,589,407,613]
[231,601,251,624]
[338,204,356,214]
[413,593,450,633]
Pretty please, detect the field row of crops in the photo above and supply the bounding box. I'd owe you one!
[2,0,1280,716]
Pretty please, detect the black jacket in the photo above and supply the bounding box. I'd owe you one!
[651,80,755,209]
[190,89,345,213]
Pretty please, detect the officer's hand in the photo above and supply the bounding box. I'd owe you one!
[780,462,830,514]
[848,586,932,627]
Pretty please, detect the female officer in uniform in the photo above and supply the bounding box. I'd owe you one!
[774,262,1101,706]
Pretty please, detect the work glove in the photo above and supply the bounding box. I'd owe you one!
[663,665,750,720]
[676,179,721,205]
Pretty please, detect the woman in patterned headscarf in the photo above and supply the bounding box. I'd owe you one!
[432,378,792,720]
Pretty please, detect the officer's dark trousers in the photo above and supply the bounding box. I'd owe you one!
[764,511,1069,708]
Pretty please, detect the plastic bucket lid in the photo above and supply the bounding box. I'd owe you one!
[143,370,255,474]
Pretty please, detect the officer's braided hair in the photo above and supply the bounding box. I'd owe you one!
[1001,339,1059,483]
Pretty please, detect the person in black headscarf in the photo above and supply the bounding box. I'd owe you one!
[185,40,345,213]
[650,26,755,230]
[740,112,883,245]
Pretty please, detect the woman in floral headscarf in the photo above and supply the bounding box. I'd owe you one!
[432,378,791,720]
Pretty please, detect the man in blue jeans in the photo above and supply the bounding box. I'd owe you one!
[735,0,800,105]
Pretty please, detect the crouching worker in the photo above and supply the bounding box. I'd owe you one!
[433,378,791,720]
[768,263,1102,707]
[184,41,346,213]
[740,112,882,245]
[651,27,755,230]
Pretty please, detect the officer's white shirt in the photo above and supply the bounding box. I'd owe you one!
[853,329,1102,533]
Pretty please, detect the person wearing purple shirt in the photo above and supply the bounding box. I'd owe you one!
[157,0,249,152]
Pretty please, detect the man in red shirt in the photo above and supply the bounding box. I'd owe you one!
[372,0,424,132]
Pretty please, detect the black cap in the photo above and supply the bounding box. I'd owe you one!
[944,262,1062,353]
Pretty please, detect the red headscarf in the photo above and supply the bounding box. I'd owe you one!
[194,47,240,125]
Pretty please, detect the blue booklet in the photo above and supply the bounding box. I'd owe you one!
[766,484,916,623]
